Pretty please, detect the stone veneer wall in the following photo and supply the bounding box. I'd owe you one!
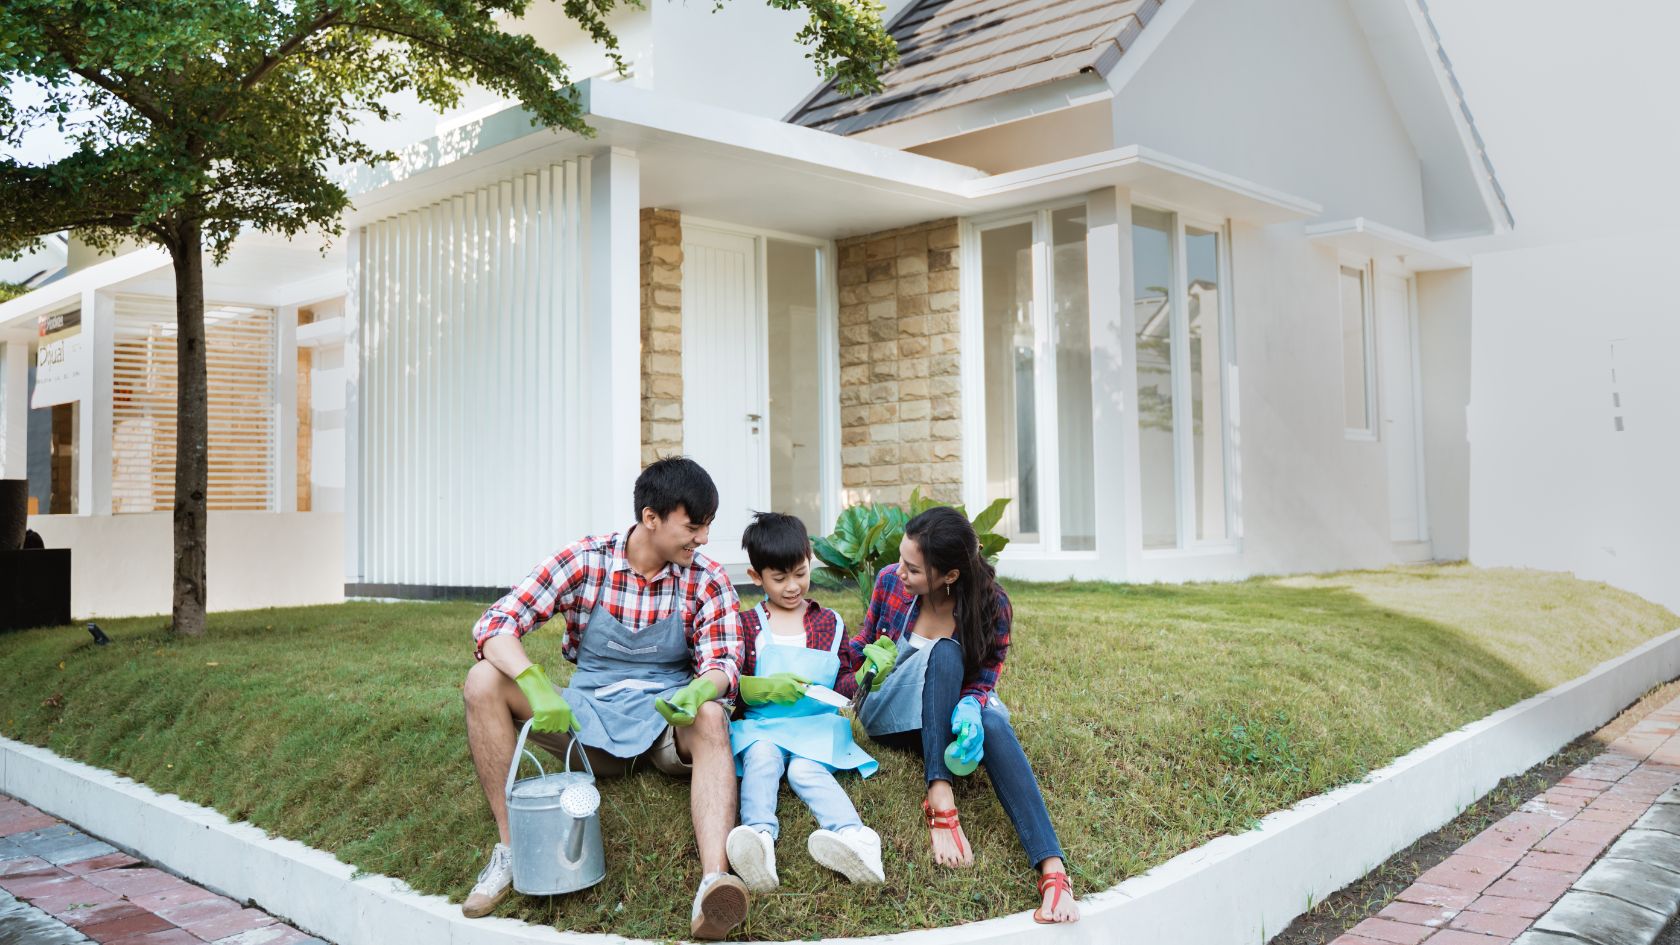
[835,218,962,507]
[640,208,683,467]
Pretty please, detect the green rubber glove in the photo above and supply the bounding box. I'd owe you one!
[655,676,721,727]
[514,664,580,734]
[738,672,812,706]
[854,636,898,691]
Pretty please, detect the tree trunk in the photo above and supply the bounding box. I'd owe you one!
[170,220,208,637]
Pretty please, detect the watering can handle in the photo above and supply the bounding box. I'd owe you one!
[564,728,596,778]
[504,719,597,800]
[503,719,551,801]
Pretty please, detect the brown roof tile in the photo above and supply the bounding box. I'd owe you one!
[788,0,1161,135]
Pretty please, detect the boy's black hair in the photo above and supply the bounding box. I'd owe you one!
[633,457,719,525]
[741,511,812,573]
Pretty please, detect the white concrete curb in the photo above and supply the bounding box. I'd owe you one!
[5,626,1680,945]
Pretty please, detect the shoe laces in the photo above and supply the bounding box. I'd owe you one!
[473,844,512,892]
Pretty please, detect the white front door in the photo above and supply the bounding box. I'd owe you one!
[681,226,768,574]
[1376,271,1428,543]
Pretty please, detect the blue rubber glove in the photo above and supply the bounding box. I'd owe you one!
[950,696,984,766]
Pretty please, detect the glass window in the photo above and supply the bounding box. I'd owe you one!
[1052,207,1095,551]
[1186,226,1227,542]
[25,353,78,515]
[1340,265,1371,432]
[981,221,1038,543]
[766,239,825,533]
[1132,207,1177,550]
[1133,210,1234,550]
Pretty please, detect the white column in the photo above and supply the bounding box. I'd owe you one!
[1085,187,1141,578]
[342,228,363,583]
[588,147,641,528]
[0,336,28,480]
[80,289,115,515]
[276,304,299,513]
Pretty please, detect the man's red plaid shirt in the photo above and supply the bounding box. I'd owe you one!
[472,528,744,696]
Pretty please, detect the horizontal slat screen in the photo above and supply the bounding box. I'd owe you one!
[358,159,590,586]
[112,295,277,513]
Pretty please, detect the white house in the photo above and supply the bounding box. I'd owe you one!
[0,0,1514,616]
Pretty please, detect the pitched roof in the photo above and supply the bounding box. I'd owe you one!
[787,0,1162,136]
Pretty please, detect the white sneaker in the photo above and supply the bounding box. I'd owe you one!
[690,871,749,940]
[726,824,779,892]
[461,842,513,918]
[808,825,885,884]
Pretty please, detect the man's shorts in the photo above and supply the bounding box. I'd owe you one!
[523,723,693,778]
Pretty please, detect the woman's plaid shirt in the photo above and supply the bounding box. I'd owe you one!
[835,563,1010,707]
[471,528,744,696]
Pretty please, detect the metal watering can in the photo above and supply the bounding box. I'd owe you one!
[504,719,605,895]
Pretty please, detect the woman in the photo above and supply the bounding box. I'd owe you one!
[836,506,1079,924]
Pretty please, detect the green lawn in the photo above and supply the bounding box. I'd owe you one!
[0,564,1673,940]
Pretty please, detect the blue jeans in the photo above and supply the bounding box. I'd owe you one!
[882,638,1065,869]
[738,739,863,839]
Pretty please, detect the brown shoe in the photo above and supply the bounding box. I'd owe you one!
[689,872,749,940]
[461,843,513,918]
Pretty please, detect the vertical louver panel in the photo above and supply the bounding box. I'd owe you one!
[357,160,590,586]
[110,296,278,513]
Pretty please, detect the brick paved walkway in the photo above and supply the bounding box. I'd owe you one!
[1333,697,1680,945]
[0,795,327,945]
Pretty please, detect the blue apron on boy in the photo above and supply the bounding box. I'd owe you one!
[730,637,877,778]
[561,597,692,758]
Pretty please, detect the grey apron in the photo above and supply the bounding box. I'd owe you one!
[858,595,1008,738]
[560,596,692,758]
[858,596,929,738]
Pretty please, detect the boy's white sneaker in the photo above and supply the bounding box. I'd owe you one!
[808,825,885,884]
[726,825,779,892]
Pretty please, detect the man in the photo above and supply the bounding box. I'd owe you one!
[461,457,749,939]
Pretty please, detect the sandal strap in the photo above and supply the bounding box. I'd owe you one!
[1038,871,1073,894]
[921,799,961,829]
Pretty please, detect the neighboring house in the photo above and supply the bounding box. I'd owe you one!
[0,231,67,290]
[0,0,1510,615]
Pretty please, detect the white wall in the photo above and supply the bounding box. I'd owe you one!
[1208,222,1398,577]
[1109,0,1426,233]
[309,345,346,515]
[25,512,344,618]
[1416,268,1470,560]
[1465,231,1680,612]
[352,151,641,588]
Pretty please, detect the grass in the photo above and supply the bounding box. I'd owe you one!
[0,563,1674,940]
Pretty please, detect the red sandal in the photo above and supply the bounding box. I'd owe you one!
[1033,870,1075,924]
[922,798,968,862]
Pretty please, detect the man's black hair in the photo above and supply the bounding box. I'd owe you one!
[633,457,719,525]
[741,511,812,573]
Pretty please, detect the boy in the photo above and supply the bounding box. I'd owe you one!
[725,511,885,891]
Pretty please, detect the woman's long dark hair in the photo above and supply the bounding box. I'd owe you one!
[905,506,1003,680]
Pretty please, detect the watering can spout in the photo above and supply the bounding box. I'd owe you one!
[565,815,588,864]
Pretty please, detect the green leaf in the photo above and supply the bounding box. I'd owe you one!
[979,533,1009,562]
[971,497,1011,536]
[811,536,853,574]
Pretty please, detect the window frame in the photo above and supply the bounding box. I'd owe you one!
[1339,254,1379,442]
[960,198,1095,558]
[1136,202,1240,556]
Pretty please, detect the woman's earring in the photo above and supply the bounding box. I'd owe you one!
[945,582,952,597]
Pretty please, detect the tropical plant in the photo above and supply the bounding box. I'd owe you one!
[812,486,1010,607]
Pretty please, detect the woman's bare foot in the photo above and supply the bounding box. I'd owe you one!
[1033,857,1080,924]
[923,781,974,868]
